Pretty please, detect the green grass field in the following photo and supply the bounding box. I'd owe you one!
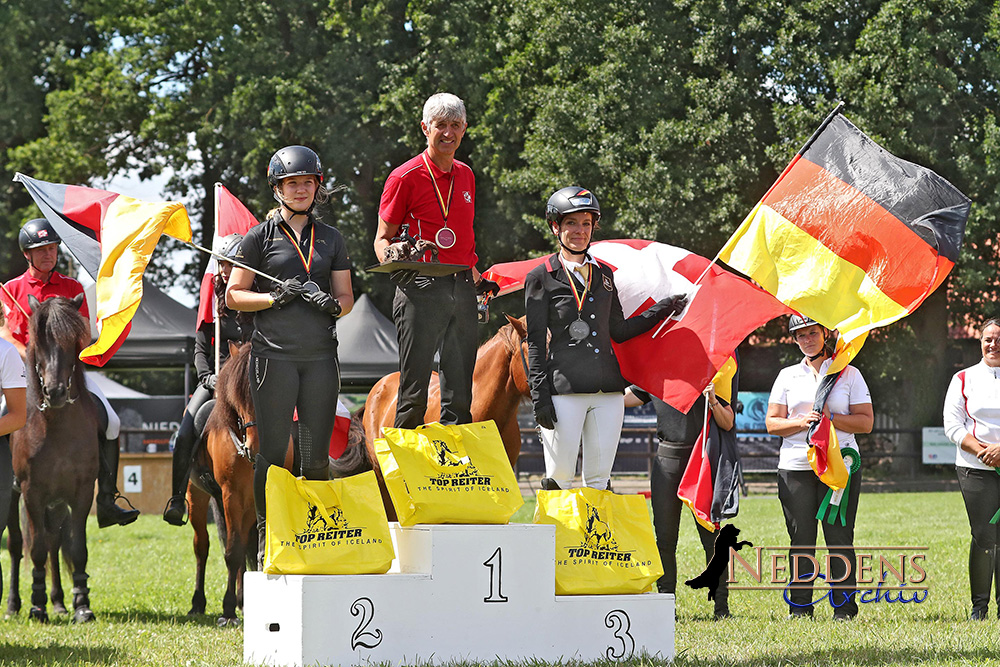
[1,490,998,666]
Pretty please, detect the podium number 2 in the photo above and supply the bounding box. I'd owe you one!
[350,597,383,650]
[483,547,508,603]
[604,609,635,660]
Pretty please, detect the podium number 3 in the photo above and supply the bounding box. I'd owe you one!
[350,597,383,650]
[604,609,635,660]
[483,547,508,603]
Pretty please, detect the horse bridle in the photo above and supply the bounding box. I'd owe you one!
[228,416,257,463]
[35,361,77,412]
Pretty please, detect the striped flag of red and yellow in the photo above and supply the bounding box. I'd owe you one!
[15,173,192,366]
[719,109,969,352]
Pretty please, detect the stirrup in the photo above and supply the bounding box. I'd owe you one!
[162,495,188,526]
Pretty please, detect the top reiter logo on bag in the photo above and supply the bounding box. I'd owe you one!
[560,502,642,565]
[424,438,495,488]
[291,501,379,548]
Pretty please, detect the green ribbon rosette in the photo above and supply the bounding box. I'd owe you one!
[815,450,861,526]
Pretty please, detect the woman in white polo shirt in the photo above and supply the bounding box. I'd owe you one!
[766,314,873,620]
[943,317,1000,621]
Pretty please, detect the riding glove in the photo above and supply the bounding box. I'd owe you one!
[390,269,419,287]
[270,278,306,308]
[303,291,342,316]
[202,373,217,391]
[644,293,689,321]
[534,401,558,431]
[476,278,500,298]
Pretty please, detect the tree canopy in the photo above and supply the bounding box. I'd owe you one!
[4,0,999,439]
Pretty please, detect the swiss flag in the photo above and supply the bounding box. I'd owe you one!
[483,239,789,412]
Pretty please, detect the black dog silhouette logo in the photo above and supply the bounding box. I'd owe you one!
[685,524,753,601]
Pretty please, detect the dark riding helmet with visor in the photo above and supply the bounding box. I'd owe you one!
[788,313,832,360]
[216,233,244,264]
[267,145,324,215]
[545,186,601,257]
[19,218,62,253]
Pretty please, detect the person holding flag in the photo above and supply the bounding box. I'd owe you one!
[0,219,138,528]
[624,354,739,618]
[766,314,873,620]
[943,318,1000,621]
[226,145,353,562]
[525,187,687,491]
[162,234,252,525]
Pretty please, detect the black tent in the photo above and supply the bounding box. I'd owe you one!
[85,278,196,369]
[336,293,399,387]
[84,283,398,389]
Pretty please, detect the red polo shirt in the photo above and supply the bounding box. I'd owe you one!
[378,150,477,268]
[1,271,87,346]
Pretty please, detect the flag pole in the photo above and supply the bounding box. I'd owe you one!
[689,101,846,290]
[185,240,284,285]
[0,282,30,319]
[213,183,222,376]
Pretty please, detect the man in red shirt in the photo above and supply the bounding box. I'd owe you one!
[374,93,497,429]
[0,219,139,528]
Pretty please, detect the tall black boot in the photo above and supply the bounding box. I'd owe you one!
[163,425,194,525]
[257,514,267,572]
[96,437,140,528]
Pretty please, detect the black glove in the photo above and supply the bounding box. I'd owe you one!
[646,293,689,321]
[270,278,306,308]
[534,400,558,430]
[302,291,342,316]
[390,269,419,287]
[202,373,217,391]
[476,278,500,298]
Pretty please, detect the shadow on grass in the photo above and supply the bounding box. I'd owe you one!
[97,610,240,627]
[0,644,120,664]
[673,645,1000,666]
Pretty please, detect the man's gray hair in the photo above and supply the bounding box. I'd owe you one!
[422,93,467,126]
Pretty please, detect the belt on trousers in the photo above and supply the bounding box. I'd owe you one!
[428,268,472,281]
[657,442,695,458]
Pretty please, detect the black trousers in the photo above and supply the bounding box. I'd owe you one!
[651,445,729,613]
[777,468,862,617]
[956,466,1000,615]
[249,354,341,520]
[392,270,477,429]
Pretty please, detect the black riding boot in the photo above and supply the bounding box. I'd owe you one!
[163,427,193,526]
[96,437,140,528]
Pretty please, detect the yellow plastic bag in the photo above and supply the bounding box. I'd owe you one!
[534,487,663,595]
[374,420,523,526]
[264,468,394,575]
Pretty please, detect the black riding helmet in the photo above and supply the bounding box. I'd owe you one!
[19,218,62,252]
[545,186,602,226]
[266,146,324,187]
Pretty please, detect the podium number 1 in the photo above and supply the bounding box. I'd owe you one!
[483,547,508,603]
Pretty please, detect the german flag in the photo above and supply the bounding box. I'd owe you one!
[15,173,192,366]
[719,106,970,347]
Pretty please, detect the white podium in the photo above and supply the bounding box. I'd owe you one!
[244,523,674,666]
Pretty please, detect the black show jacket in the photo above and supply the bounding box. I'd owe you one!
[525,253,664,405]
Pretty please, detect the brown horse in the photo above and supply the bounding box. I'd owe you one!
[333,315,530,520]
[5,294,97,623]
[185,341,298,626]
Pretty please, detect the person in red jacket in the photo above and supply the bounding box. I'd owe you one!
[0,219,138,528]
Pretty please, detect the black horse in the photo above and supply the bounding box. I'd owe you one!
[6,294,98,623]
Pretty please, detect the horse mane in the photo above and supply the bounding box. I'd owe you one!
[210,342,253,437]
[27,296,90,392]
[486,318,525,358]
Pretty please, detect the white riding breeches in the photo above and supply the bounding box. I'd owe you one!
[538,392,625,490]
[85,374,120,440]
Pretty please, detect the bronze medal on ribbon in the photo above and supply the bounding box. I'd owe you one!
[421,152,457,251]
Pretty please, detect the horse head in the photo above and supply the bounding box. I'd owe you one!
[27,294,88,411]
[503,314,531,398]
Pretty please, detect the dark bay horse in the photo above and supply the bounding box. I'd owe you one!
[5,294,97,623]
[185,341,297,626]
[333,315,530,520]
